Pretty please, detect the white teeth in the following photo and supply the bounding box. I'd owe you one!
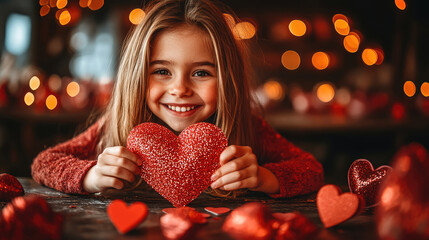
[167,105,196,112]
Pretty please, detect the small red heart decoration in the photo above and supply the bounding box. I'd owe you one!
[204,207,230,215]
[348,159,392,207]
[0,173,24,201]
[316,184,364,228]
[272,212,318,239]
[127,122,228,207]
[107,200,148,234]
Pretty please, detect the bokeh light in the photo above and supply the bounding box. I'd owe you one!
[420,82,429,97]
[48,75,62,92]
[395,0,406,10]
[362,48,378,66]
[40,5,50,16]
[59,9,71,25]
[263,80,284,100]
[281,50,300,70]
[46,94,58,110]
[88,0,104,11]
[39,0,49,5]
[289,19,306,37]
[336,88,351,105]
[79,0,90,8]
[24,92,35,106]
[316,83,335,103]
[312,51,330,70]
[233,21,256,40]
[334,19,350,36]
[374,48,385,65]
[29,76,41,90]
[343,33,360,53]
[66,81,80,97]
[129,8,145,25]
[56,0,67,9]
[403,81,416,97]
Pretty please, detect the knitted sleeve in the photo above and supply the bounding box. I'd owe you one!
[31,122,100,194]
[255,117,324,198]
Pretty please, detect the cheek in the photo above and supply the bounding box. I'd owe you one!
[203,83,218,107]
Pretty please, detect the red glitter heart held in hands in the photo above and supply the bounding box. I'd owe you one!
[127,122,228,207]
[0,173,24,201]
[348,159,392,207]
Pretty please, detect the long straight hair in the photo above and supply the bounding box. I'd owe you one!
[96,0,256,157]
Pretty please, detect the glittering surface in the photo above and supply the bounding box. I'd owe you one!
[107,200,148,234]
[1,194,63,239]
[376,143,429,240]
[348,159,392,207]
[0,173,24,201]
[160,207,207,240]
[316,184,364,228]
[204,207,230,215]
[127,122,227,207]
[272,212,318,239]
[222,202,275,240]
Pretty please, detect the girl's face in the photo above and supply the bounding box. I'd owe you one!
[147,24,218,133]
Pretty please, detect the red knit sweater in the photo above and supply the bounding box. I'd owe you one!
[31,117,324,198]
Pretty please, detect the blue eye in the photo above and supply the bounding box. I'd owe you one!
[154,69,170,75]
[193,71,210,77]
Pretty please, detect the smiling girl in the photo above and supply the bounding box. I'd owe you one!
[32,0,324,198]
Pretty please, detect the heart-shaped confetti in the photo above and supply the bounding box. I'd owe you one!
[316,184,364,228]
[204,207,230,215]
[0,173,24,201]
[127,122,228,207]
[348,159,392,207]
[107,200,148,234]
[272,212,318,239]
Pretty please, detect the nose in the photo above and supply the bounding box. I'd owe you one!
[168,75,192,97]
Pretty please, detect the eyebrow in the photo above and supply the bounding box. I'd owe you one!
[149,60,216,68]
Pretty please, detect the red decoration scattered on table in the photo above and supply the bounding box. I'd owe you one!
[160,207,207,240]
[272,212,318,240]
[348,159,392,207]
[316,184,364,228]
[162,207,194,214]
[376,143,429,240]
[107,199,148,234]
[127,122,228,207]
[1,194,63,240]
[204,207,231,215]
[222,202,276,240]
[0,173,24,201]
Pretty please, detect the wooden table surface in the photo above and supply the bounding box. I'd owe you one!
[1,178,379,240]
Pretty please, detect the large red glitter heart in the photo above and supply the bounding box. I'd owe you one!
[348,159,392,207]
[127,122,227,207]
[0,173,24,201]
[316,184,364,228]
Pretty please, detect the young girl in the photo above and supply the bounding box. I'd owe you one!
[31,0,324,198]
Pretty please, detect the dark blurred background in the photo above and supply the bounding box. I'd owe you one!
[0,0,428,185]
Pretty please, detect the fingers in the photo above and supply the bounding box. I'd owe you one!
[211,164,259,190]
[98,154,140,175]
[219,145,252,165]
[96,175,125,190]
[95,165,136,183]
[211,154,256,181]
[103,146,141,166]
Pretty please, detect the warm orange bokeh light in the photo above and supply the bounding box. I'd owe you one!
[40,5,50,16]
[343,33,360,53]
[281,50,300,70]
[66,82,80,97]
[334,19,350,36]
[420,82,429,97]
[312,52,330,70]
[46,95,58,110]
[39,0,49,5]
[233,21,256,40]
[88,0,104,11]
[24,92,35,106]
[316,83,335,103]
[59,10,71,25]
[29,76,41,91]
[374,48,385,65]
[403,81,416,97]
[49,0,56,8]
[395,0,406,10]
[56,0,67,9]
[362,48,378,66]
[79,0,90,8]
[263,80,284,100]
[129,8,145,25]
[332,14,348,24]
[289,20,306,37]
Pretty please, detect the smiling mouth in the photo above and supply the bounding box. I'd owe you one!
[165,104,200,113]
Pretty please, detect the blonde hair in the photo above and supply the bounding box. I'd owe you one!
[96,0,257,197]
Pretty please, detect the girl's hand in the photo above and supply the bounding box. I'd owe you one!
[210,145,280,194]
[83,146,141,193]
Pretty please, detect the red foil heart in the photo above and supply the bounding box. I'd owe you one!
[348,159,392,207]
[107,200,148,234]
[317,184,364,228]
[376,143,429,240]
[272,212,318,240]
[0,173,24,201]
[1,194,63,240]
[160,207,207,240]
[222,202,276,240]
[127,122,227,207]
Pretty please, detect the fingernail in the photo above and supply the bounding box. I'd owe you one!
[211,181,219,189]
[211,173,218,181]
